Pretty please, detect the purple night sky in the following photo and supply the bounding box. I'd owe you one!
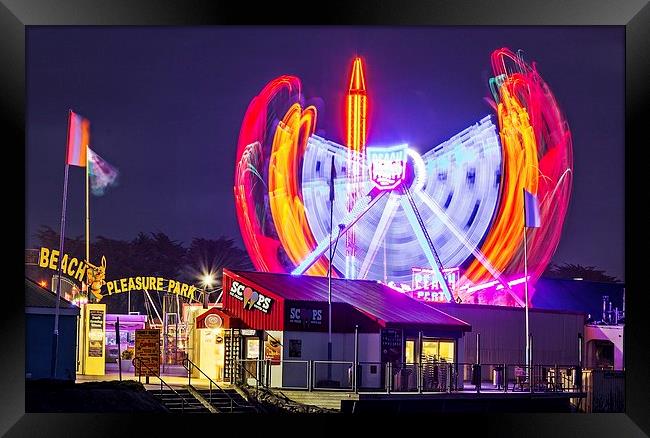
[25,26,625,280]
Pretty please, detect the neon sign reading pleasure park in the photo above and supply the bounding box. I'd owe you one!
[234,48,573,307]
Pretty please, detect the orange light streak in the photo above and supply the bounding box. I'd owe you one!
[267,104,329,276]
[464,79,539,284]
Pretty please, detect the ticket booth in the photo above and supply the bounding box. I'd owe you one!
[186,305,240,382]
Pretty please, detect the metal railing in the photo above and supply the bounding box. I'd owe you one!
[356,362,386,392]
[233,358,271,410]
[182,357,242,413]
[236,359,267,389]
[276,360,310,390]
[451,362,585,394]
[226,359,585,395]
[312,361,354,391]
[132,357,190,413]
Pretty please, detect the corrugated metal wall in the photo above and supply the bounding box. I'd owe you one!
[582,369,625,412]
[431,304,585,366]
[222,271,285,330]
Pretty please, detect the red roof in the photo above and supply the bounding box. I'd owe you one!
[226,270,471,331]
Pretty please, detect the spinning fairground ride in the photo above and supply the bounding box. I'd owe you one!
[234,48,573,307]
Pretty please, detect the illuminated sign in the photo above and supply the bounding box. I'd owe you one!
[204,313,223,329]
[366,144,408,190]
[411,290,449,303]
[37,247,88,283]
[229,280,273,313]
[104,277,200,301]
[286,304,326,331]
[412,266,460,292]
[83,303,106,375]
[88,309,105,357]
[35,247,200,302]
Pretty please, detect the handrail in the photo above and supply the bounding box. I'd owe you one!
[236,359,265,389]
[182,357,242,413]
[132,356,190,413]
[235,359,276,403]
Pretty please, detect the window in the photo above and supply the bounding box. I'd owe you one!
[421,338,454,363]
[405,340,415,364]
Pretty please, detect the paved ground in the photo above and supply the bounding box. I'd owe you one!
[76,363,229,390]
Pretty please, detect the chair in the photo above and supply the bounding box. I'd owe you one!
[512,366,527,391]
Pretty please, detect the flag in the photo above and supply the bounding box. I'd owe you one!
[329,155,336,202]
[523,189,541,228]
[88,148,119,196]
[66,110,90,166]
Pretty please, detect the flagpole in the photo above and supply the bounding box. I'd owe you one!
[327,156,334,378]
[52,110,73,378]
[85,144,91,302]
[523,190,530,375]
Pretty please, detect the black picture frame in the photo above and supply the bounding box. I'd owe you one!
[289,339,302,359]
[3,0,646,435]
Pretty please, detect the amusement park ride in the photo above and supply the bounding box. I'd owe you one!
[234,48,573,307]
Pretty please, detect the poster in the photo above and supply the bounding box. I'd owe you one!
[246,338,260,359]
[265,339,281,365]
[88,309,105,357]
[289,339,302,358]
[135,329,160,376]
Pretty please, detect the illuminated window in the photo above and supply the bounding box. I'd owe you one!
[438,340,455,362]
[422,340,439,361]
[421,339,455,363]
[405,340,415,364]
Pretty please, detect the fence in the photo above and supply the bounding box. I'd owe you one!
[580,369,624,412]
[234,359,586,394]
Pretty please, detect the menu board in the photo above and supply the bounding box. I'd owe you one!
[380,328,403,363]
[135,329,160,376]
[88,309,105,357]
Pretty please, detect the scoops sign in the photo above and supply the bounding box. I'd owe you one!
[229,280,273,314]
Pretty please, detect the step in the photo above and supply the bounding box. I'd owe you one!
[168,408,210,413]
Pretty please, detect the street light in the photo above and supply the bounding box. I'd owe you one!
[201,273,216,309]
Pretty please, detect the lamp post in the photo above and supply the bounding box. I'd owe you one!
[201,273,215,309]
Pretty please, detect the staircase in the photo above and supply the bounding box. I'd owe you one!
[277,390,359,411]
[149,388,212,413]
[195,388,258,413]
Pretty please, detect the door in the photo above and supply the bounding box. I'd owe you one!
[421,338,455,391]
[244,337,261,384]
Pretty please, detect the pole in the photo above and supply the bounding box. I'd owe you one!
[203,287,208,309]
[529,333,533,393]
[418,331,423,393]
[354,324,359,392]
[578,334,583,367]
[523,220,530,373]
[475,333,481,393]
[327,156,334,380]
[327,198,333,379]
[85,145,91,302]
[162,297,167,373]
[116,317,122,381]
[52,163,70,378]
